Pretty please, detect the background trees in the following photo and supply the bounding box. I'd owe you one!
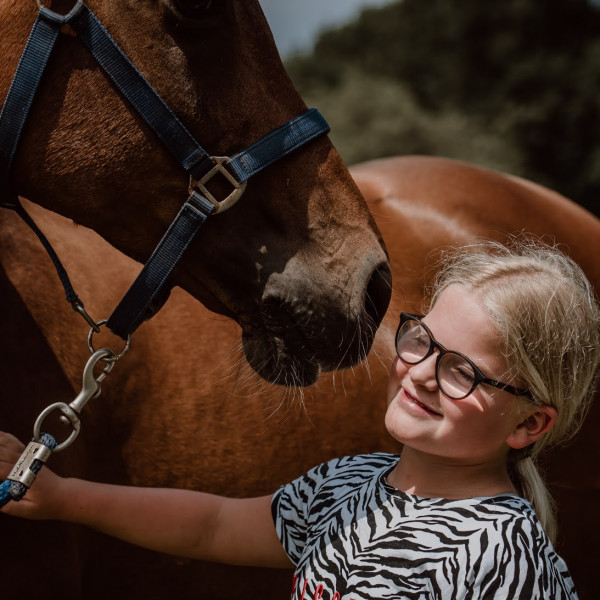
[286,0,600,215]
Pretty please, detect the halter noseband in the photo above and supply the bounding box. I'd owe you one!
[0,1,330,339]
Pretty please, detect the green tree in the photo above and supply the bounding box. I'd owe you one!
[298,68,524,176]
[287,0,600,215]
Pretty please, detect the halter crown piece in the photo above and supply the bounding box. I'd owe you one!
[0,0,330,339]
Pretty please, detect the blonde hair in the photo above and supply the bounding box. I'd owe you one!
[427,237,600,543]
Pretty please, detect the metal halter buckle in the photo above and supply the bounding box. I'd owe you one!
[189,156,247,214]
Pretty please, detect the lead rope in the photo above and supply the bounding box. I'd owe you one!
[4,197,99,331]
[0,433,56,508]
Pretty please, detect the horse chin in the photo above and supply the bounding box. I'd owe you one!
[241,332,322,387]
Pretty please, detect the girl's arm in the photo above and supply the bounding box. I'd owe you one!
[0,432,291,568]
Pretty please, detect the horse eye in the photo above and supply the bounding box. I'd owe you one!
[172,0,222,19]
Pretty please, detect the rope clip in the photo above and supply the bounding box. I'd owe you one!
[32,348,115,452]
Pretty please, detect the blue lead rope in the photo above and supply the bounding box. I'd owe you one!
[0,433,57,508]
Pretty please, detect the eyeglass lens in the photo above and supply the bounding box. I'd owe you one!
[396,320,476,399]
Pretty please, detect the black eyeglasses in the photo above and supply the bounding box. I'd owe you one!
[395,313,534,401]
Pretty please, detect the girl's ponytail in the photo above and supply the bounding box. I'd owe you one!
[510,454,557,543]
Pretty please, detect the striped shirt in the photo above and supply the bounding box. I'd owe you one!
[272,453,577,600]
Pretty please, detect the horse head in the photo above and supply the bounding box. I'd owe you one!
[0,0,392,386]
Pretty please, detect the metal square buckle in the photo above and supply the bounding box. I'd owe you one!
[189,156,247,214]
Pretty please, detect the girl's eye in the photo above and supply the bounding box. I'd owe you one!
[415,334,430,348]
[405,330,429,351]
[450,365,475,385]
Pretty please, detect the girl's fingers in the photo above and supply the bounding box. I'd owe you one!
[0,431,24,449]
[0,431,25,473]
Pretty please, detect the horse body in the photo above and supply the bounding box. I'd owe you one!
[353,156,600,600]
[2,156,599,599]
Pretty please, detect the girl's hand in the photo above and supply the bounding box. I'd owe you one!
[0,431,66,520]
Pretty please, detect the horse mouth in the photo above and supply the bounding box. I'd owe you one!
[241,331,322,387]
[240,312,379,387]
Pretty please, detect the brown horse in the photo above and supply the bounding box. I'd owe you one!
[0,0,391,596]
[0,0,391,386]
[1,1,599,599]
[1,155,599,599]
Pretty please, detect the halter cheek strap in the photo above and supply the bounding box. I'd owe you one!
[0,1,330,339]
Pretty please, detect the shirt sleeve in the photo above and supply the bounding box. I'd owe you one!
[271,460,331,565]
[270,454,396,566]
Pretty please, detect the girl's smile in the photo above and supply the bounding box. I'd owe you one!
[397,386,442,418]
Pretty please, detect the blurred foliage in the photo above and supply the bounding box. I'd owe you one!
[286,0,600,215]
[295,68,525,176]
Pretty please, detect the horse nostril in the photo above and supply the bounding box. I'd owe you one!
[364,262,392,328]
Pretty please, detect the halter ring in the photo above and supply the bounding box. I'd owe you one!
[87,319,131,362]
[189,156,247,214]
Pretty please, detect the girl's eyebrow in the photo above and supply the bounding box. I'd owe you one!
[423,317,506,380]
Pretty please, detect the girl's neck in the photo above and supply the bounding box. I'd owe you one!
[387,447,518,500]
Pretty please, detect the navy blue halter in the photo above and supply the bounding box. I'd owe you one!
[0,1,330,339]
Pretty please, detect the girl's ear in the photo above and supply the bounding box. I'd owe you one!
[506,406,557,449]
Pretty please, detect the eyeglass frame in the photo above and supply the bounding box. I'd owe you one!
[395,313,535,401]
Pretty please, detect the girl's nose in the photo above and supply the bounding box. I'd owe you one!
[408,354,439,391]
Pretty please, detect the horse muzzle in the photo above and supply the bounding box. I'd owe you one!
[241,258,392,386]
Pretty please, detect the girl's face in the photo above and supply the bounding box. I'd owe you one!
[385,284,528,464]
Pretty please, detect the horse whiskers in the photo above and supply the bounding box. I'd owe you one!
[213,338,311,418]
[263,393,311,425]
[217,342,270,399]
[370,345,393,372]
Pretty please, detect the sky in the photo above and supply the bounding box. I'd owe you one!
[259,0,393,58]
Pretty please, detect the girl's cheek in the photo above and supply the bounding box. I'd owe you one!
[390,356,408,379]
[387,357,407,404]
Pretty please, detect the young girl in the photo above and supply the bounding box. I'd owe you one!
[1,239,598,599]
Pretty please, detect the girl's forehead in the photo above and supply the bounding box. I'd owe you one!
[425,285,507,370]
[428,285,490,328]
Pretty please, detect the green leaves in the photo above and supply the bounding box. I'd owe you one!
[286,0,600,215]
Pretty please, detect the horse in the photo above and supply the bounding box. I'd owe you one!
[2,155,599,599]
[1,0,599,598]
[0,0,390,596]
[0,0,392,387]
[353,156,600,600]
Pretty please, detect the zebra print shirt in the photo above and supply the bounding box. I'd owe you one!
[272,453,577,600]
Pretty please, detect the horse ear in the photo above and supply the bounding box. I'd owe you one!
[172,0,223,19]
